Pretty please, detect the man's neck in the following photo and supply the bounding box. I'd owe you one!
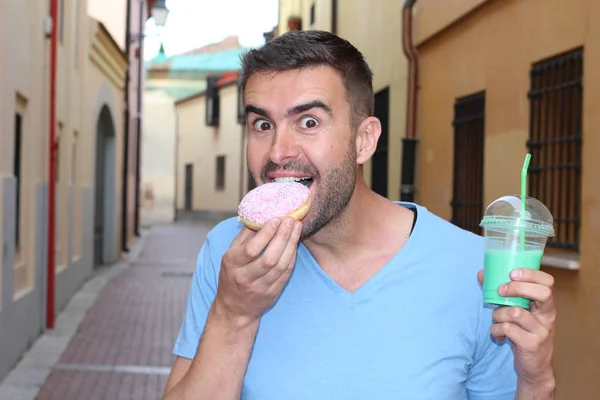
[302,181,414,267]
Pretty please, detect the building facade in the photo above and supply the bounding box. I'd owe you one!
[0,0,129,383]
[89,0,157,251]
[278,0,409,200]
[174,72,248,220]
[412,0,599,397]
[145,38,249,222]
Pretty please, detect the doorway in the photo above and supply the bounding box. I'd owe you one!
[94,105,117,267]
[371,87,389,198]
[184,163,193,211]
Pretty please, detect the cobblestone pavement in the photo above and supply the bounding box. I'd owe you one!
[33,222,211,400]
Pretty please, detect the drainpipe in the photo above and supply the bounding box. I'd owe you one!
[331,0,338,35]
[134,0,144,237]
[121,0,132,251]
[401,0,419,202]
[46,0,58,329]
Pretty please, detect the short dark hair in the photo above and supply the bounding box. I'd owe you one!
[239,30,374,130]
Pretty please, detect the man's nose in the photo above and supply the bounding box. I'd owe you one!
[269,130,300,165]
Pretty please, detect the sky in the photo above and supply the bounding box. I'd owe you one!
[143,0,280,60]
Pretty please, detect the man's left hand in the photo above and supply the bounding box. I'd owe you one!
[477,268,557,397]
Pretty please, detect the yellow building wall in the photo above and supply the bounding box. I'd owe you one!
[414,0,599,397]
[84,20,128,260]
[278,0,408,200]
[337,0,406,198]
[0,0,51,295]
[176,84,245,213]
[55,0,89,270]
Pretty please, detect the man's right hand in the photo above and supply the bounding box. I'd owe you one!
[212,217,302,328]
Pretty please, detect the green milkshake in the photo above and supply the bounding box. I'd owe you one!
[480,195,555,309]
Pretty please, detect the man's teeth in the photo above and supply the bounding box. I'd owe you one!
[274,177,312,183]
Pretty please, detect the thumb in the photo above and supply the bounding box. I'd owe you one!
[477,269,484,286]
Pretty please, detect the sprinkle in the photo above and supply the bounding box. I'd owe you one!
[238,181,310,226]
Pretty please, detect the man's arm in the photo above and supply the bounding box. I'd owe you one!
[515,379,556,400]
[163,306,259,400]
[163,217,301,400]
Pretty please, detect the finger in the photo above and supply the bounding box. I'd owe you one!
[231,226,256,247]
[509,268,555,289]
[493,306,547,336]
[266,247,297,295]
[499,281,553,304]
[245,217,295,281]
[230,218,282,265]
[259,220,302,285]
[490,321,543,349]
[477,270,483,286]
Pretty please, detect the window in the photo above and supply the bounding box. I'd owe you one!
[527,48,583,251]
[205,76,220,127]
[451,91,485,235]
[237,83,245,125]
[14,114,23,247]
[55,136,60,183]
[71,131,78,184]
[73,0,79,67]
[216,155,226,191]
[59,0,65,44]
[371,87,389,198]
[72,131,80,258]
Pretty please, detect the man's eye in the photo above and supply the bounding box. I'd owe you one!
[253,120,273,131]
[300,117,319,129]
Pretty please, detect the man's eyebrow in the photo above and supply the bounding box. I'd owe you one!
[244,100,332,119]
[245,105,271,119]
[286,100,332,117]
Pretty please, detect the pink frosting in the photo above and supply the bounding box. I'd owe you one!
[238,181,310,226]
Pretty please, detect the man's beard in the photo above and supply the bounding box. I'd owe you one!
[249,141,357,239]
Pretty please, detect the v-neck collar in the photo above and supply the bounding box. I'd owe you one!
[297,202,425,303]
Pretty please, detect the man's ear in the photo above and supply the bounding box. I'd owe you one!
[355,116,382,165]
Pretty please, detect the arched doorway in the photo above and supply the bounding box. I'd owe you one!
[94,105,117,267]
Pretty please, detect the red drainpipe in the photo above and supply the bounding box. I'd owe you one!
[47,0,58,329]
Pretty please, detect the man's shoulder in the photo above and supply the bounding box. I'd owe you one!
[400,202,485,276]
[402,201,484,249]
[205,216,244,253]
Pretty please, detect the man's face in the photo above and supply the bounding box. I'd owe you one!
[244,66,358,238]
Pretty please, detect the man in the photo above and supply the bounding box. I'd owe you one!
[163,30,556,399]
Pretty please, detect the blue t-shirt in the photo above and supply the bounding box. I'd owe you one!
[173,202,518,399]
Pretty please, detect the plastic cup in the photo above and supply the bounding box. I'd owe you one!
[479,195,555,309]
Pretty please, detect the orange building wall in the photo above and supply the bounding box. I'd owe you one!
[414,0,600,398]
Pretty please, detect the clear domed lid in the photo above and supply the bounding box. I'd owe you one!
[480,195,555,237]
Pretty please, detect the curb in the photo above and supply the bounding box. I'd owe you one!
[0,230,149,400]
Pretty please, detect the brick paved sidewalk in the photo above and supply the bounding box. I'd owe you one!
[13,222,210,400]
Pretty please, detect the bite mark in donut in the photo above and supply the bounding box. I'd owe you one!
[238,181,311,230]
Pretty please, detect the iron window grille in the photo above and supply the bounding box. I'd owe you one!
[451,91,485,235]
[527,48,583,251]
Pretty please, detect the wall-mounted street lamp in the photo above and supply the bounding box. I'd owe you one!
[151,0,170,27]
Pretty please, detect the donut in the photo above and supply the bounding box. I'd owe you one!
[237,181,312,230]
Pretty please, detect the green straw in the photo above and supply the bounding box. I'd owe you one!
[520,153,531,251]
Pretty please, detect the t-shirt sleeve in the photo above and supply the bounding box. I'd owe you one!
[466,305,518,400]
[172,238,219,360]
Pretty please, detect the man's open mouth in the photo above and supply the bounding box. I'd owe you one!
[272,177,314,188]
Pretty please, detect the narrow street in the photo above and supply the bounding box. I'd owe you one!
[3,222,212,400]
